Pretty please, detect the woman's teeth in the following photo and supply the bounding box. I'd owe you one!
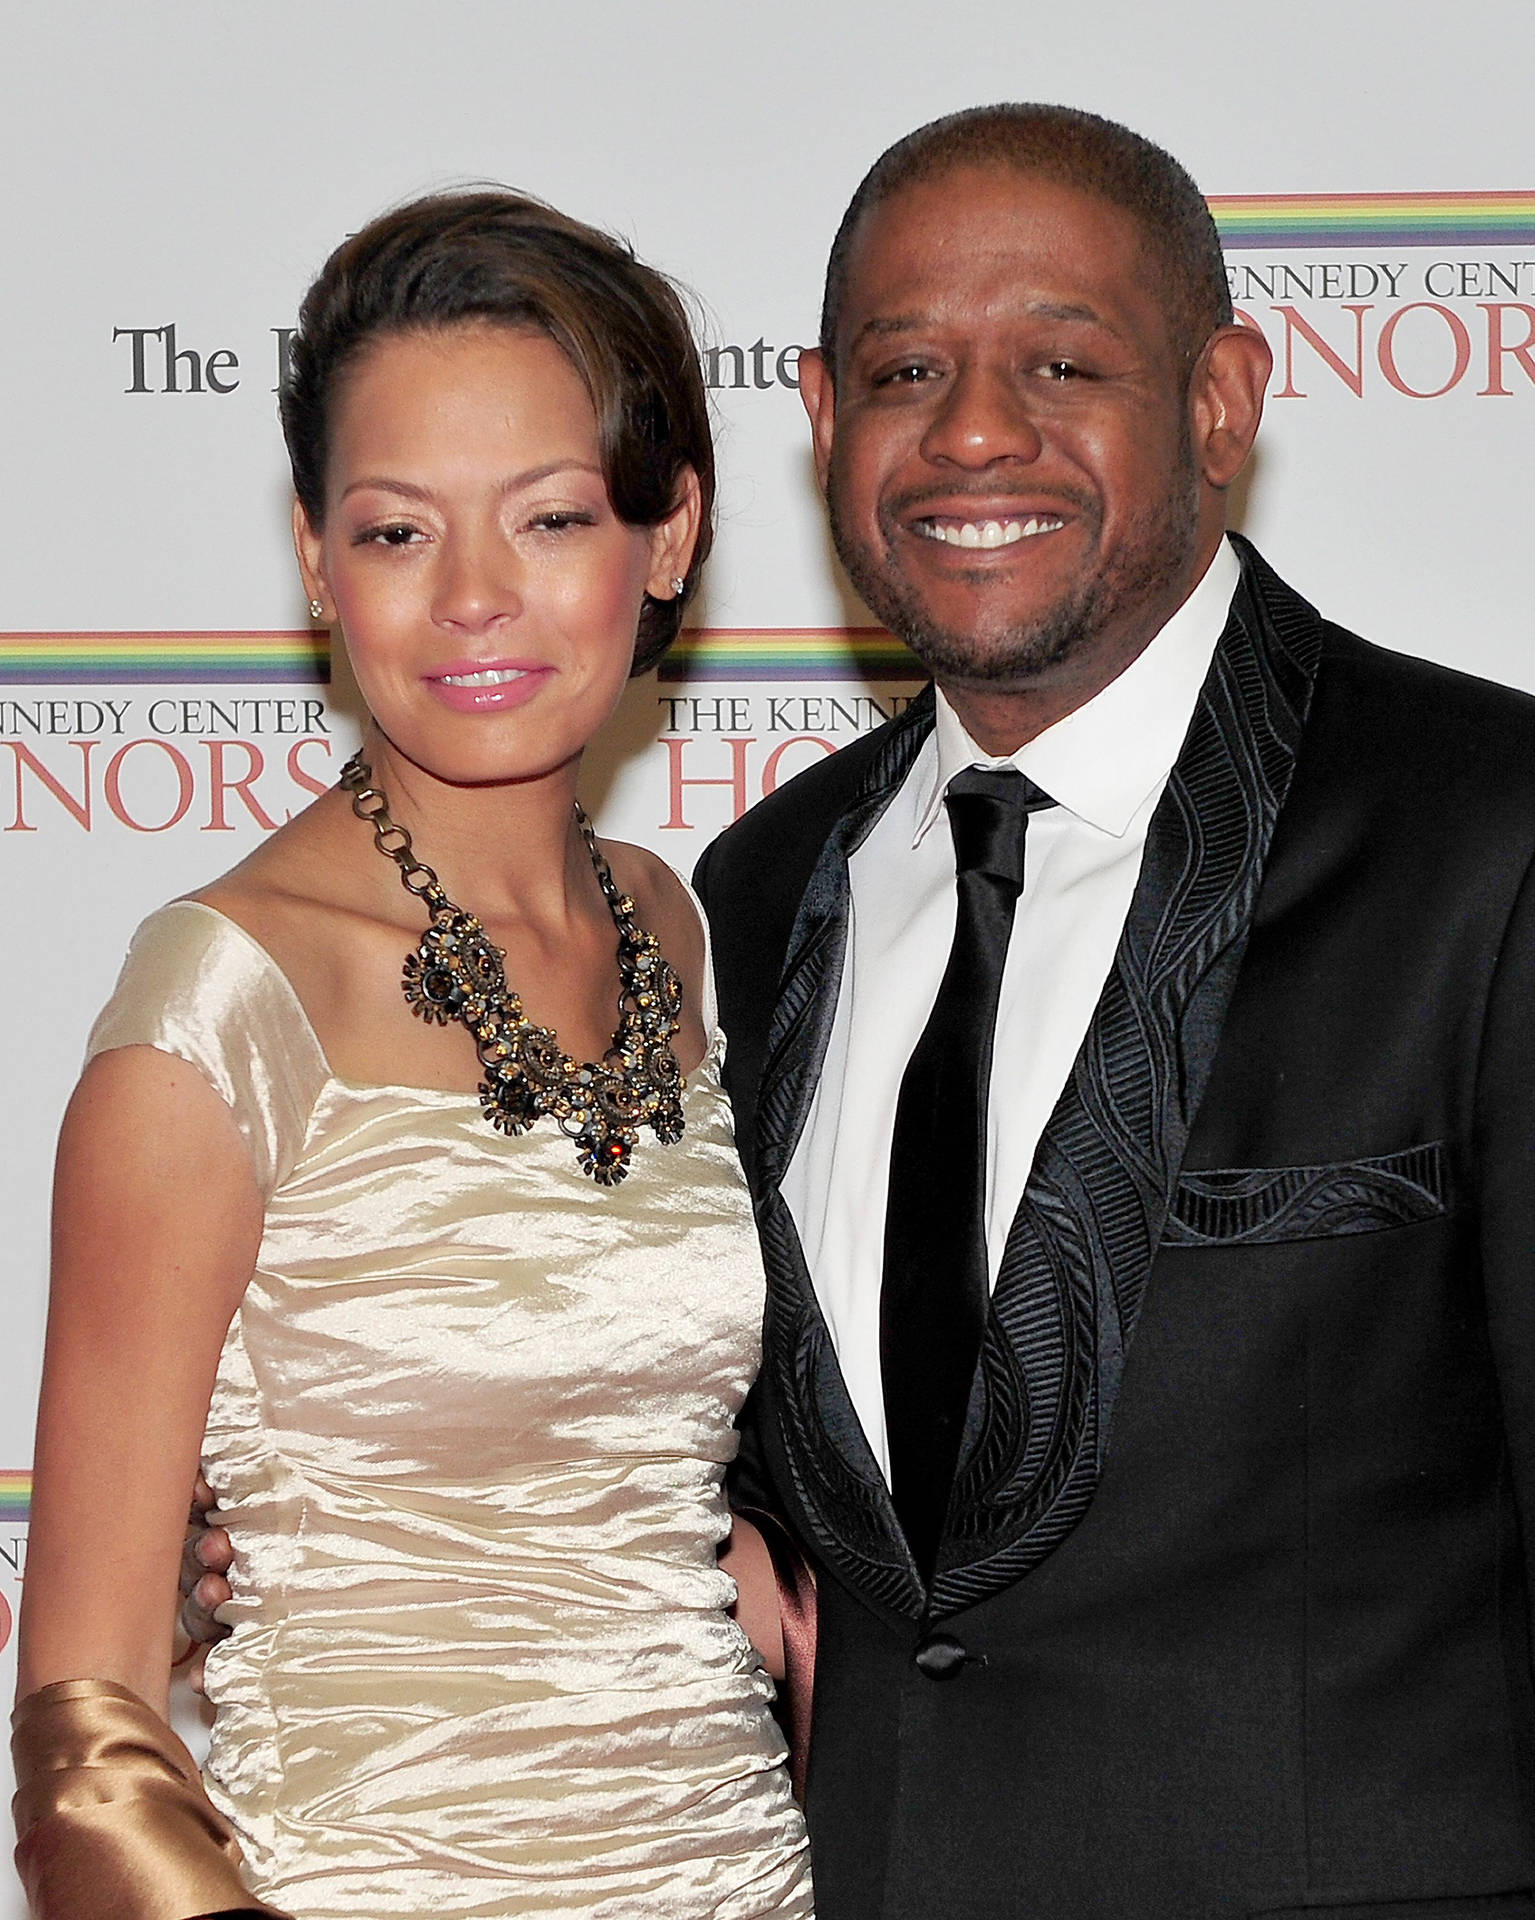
[917,514,1064,549]
[438,668,527,687]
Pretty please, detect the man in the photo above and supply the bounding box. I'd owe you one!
[694,104,1535,1918]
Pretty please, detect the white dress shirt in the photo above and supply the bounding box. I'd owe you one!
[780,539,1242,1479]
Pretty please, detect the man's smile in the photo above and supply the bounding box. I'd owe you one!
[911,512,1066,550]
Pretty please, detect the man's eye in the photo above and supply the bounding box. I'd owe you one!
[873,362,934,387]
[1038,360,1083,381]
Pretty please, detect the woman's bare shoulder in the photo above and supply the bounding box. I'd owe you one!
[190,791,396,1040]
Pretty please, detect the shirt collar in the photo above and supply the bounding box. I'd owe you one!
[912,536,1242,846]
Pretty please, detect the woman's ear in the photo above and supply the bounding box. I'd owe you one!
[292,497,331,618]
[645,466,705,599]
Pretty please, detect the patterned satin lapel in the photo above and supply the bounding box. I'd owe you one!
[927,538,1324,1619]
[754,688,935,1619]
[755,686,937,1190]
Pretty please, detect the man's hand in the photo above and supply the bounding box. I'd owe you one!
[178,1472,233,1692]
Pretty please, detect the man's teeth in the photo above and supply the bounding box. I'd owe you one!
[917,515,1064,549]
[439,668,527,687]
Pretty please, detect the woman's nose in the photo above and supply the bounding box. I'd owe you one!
[431,535,523,632]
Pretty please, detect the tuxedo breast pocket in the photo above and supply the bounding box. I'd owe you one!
[1164,1142,1453,1247]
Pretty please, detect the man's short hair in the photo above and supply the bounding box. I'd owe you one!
[819,103,1234,374]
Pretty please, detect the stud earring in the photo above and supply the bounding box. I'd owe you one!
[308,598,325,621]
[669,577,686,598]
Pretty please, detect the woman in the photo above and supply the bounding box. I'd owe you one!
[13,190,813,1920]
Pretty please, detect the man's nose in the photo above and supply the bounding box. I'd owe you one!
[918,365,1044,469]
[431,534,523,632]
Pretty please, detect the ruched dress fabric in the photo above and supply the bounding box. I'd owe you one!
[85,900,813,1920]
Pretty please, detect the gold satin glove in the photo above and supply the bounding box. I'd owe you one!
[11,1678,291,1920]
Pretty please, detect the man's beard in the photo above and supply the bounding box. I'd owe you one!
[825,455,1203,688]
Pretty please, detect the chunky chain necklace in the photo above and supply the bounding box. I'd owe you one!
[339,750,685,1185]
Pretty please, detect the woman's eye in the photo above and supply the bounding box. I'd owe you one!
[529,510,596,533]
[357,522,422,547]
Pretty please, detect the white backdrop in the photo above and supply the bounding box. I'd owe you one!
[1,1,1532,1905]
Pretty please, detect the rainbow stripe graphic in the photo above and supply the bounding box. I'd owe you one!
[659,627,921,684]
[1210,191,1535,250]
[0,629,919,689]
[0,631,329,687]
[0,1474,30,1525]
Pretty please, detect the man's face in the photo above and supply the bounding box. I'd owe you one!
[806,168,1222,695]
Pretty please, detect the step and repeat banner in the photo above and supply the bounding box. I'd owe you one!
[0,0,1530,1904]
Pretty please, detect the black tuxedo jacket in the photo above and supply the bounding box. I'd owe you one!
[694,539,1535,1919]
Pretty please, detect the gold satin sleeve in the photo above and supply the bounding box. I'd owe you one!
[85,900,329,1200]
[11,1680,292,1920]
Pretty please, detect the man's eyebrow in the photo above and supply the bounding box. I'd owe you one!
[848,299,1121,352]
[854,314,930,342]
[1026,299,1112,327]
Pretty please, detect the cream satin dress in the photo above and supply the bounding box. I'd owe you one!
[86,900,814,1920]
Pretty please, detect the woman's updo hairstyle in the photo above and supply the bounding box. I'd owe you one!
[280,188,715,675]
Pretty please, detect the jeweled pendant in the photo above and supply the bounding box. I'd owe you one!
[340,749,688,1183]
[479,1067,538,1138]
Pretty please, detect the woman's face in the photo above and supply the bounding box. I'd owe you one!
[295,321,697,790]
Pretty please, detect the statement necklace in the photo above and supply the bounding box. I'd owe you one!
[340,750,686,1185]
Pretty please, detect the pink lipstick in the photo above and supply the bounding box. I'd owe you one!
[424,659,552,714]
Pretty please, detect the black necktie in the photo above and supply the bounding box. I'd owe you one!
[881,765,1055,1580]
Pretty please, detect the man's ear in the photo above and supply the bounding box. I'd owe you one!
[1189,321,1272,490]
[292,497,331,618]
[797,348,836,495]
